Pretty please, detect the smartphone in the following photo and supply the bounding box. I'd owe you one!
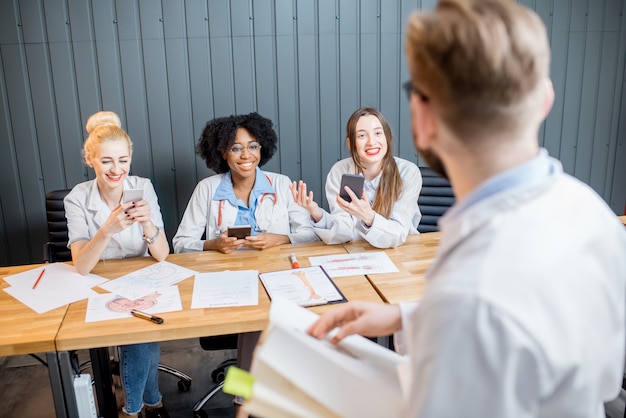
[339,174,365,202]
[122,188,144,204]
[227,225,252,239]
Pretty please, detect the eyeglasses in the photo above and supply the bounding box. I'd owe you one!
[402,81,429,102]
[228,143,262,155]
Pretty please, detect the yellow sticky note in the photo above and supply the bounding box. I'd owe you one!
[223,366,255,399]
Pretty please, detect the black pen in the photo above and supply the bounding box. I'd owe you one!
[131,309,164,324]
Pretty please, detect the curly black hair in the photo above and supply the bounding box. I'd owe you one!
[195,112,278,174]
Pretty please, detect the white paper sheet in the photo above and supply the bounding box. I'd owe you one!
[3,262,108,289]
[85,285,183,322]
[191,270,259,309]
[259,266,345,306]
[308,251,399,277]
[2,263,108,314]
[99,261,196,299]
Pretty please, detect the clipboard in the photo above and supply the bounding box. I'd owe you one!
[258,265,347,307]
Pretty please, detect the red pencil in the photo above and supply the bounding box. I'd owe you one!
[32,268,46,289]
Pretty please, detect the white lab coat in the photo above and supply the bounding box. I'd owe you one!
[395,158,626,417]
[173,171,318,253]
[64,176,165,260]
[313,157,422,248]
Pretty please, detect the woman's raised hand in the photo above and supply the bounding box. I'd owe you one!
[290,180,323,223]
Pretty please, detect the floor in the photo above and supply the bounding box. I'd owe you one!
[0,338,236,418]
[1,338,625,418]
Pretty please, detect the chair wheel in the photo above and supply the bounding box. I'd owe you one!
[193,410,208,418]
[211,367,226,383]
[178,379,191,392]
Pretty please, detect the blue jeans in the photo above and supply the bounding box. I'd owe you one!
[118,342,162,414]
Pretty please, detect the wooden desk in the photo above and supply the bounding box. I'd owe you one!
[0,263,71,417]
[0,263,67,356]
[619,215,626,226]
[55,241,381,351]
[343,233,441,304]
[52,240,382,417]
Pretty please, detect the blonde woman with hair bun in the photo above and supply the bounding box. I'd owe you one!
[64,110,171,418]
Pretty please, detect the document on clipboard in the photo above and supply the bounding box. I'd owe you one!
[258,265,346,307]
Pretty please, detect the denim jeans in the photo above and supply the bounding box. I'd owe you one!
[118,342,162,414]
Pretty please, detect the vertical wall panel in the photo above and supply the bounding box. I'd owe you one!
[163,1,197,224]
[0,46,31,263]
[296,1,322,194]
[274,1,299,181]
[208,0,235,116]
[339,0,359,161]
[253,0,280,174]
[317,0,341,209]
[0,0,625,265]
[185,0,214,183]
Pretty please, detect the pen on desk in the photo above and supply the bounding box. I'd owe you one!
[290,253,300,269]
[32,268,46,289]
[131,309,164,324]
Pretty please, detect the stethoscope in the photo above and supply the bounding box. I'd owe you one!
[215,174,277,234]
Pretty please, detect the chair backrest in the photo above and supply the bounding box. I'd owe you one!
[417,167,455,233]
[45,189,72,262]
[199,334,238,351]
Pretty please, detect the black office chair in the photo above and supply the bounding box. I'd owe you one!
[43,189,193,391]
[417,167,455,233]
[192,334,238,417]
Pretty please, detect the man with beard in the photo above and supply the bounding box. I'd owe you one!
[307,0,626,416]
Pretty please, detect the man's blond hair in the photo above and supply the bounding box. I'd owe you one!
[405,0,550,139]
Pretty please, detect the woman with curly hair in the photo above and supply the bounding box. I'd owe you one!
[172,112,317,253]
[291,106,422,248]
[172,113,317,413]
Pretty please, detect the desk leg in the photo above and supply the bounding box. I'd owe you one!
[45,352,69,418]
[90,347,118,418]
[54,351,81,418]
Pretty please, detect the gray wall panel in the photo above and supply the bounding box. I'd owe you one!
[48,42,85,189]
[68,0,95,42]
[26,43,65,192]
[43,0,70,44]
[0,46,30,263]
[0,1,20,44]
[0,0,625,265]
[20,0,46,44]
[3,43,47,262]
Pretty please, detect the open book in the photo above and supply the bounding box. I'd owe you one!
[224,297,411,417]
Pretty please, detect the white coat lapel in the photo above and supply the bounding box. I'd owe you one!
[87,181,125,248]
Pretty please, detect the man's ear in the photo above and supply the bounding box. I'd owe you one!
[542,78,555,120]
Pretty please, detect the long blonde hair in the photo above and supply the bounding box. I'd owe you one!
[83,111,133,165]
[345,107,403,218]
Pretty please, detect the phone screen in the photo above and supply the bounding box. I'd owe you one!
[228,225,252,239]
[339,174,365,202]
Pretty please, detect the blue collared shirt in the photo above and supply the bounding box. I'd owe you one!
[212,168,276,235]
[445,148,554,221]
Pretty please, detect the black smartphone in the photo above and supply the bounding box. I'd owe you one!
[339,174,365,202]
[227,225,252,239]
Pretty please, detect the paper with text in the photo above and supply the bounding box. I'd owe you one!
[308,251,398,277]
[191,270,259,309]
[258,266,345,307]
[2,263,108,314]
[99,261,196,299]
[85,285,183,322]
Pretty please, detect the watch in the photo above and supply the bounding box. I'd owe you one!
[143,227,160,245]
